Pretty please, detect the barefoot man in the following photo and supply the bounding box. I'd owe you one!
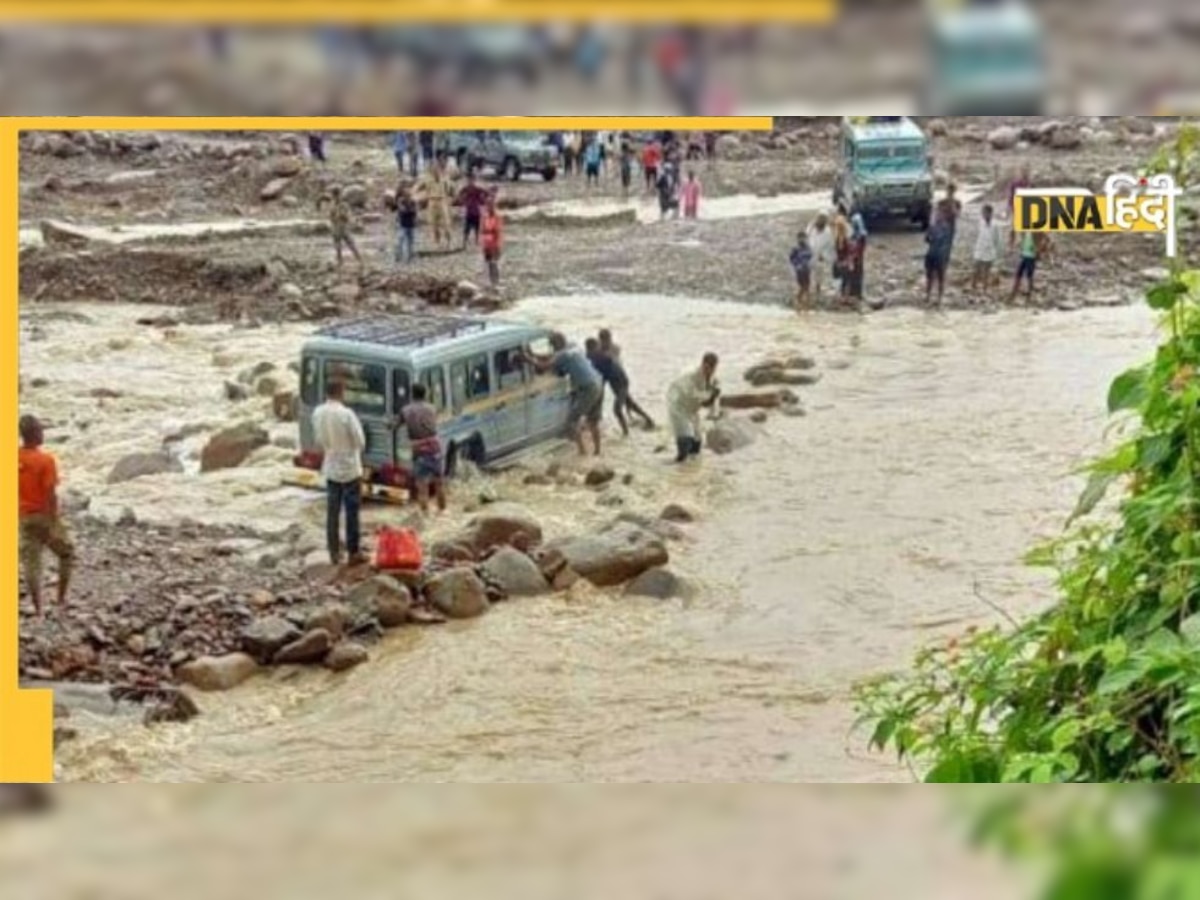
[524,332,604,457]
[19,414,73,618]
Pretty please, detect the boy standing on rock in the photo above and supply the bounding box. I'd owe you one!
[19,414,73,619]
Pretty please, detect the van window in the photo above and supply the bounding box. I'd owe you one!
[450,361,469,411]
[324,359,387,417]
[466,354,491,400]
[393,367,413,411]
[527,335,554,359]
[301,355,320,406]
[419,366,448,411]
[495,347,526,392]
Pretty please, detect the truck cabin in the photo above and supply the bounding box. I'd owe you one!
[843,118,931,179]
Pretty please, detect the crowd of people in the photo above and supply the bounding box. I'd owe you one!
[789,167,1054,312]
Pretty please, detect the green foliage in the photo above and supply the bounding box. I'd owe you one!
[854,126,1200,784]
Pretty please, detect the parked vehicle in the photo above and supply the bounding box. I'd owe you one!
[288,314,572,502]
[833,116,934,230]
[923,0,1047,115]
[468,131,558,182]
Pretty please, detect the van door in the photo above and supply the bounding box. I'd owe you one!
[525,333,571,439]
[322,357,392,469]
[448,352,494,462]
[490,344,531,454]
[404,365,450,468]
[391,365,414,466]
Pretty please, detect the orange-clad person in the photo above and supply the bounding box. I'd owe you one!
[18,414,73,618]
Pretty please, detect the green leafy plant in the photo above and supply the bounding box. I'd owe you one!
[855,125,1200,783]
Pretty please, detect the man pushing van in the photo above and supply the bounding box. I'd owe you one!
[523,332,605,457]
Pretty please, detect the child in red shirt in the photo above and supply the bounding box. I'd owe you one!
[481,192,504,291]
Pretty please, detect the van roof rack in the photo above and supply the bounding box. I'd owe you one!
[314,314,491,349]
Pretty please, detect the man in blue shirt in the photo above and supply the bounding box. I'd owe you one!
[524,332,604,457]
[583,137,603,188]
[924,207,956,308]
[586,337,655,437]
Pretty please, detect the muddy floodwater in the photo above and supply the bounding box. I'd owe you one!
[22,291,1157,783]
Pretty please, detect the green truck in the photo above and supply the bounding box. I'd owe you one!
[833,116,935,231]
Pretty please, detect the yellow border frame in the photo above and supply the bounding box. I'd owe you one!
[0,2,836,24]
[2,115,771,783]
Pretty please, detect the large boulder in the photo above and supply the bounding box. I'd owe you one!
[988,127,1020,151]
[1048,125,1083,151]
[200,422,269,472]
[107,451,183,485]
[460,504,543,554]
[342,183,369,209]
[481,548,550,597]
[240,616,301,663]
[324,642,369,673]
[177,653,259,691]
[274,629,334,665]
[624,567,695,600]
[549,522,668,588]
[345,575,412,628]
[706,419,756,455]
[425,569,490,619]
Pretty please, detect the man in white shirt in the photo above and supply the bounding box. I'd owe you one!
[971,203,1004,298]
[312,378,367,565]
[667,352,720,463]
[806,213,836,305]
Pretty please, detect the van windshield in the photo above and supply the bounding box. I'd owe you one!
[855,142,927,175]
[937,39,1040,79]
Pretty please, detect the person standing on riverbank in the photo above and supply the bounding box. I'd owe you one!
[19,415,73,619]
[313,379,367,566]
[1011,230,1052,305]
[789,231,814,312]
[668,353,720,464]
[924,206,955,308]
[682,170,702,219]
[391,131,409,174]
[307,132,327,164]
[418,160,452,251]
[584,137,603,189]
[524,332,604,457]
[317,185,362,269]
[846,210,869,302]
[806,214,836,306]
[456,171,490,250]
[395,183,418,265]
[399,382,447,515]
[971,203,1003,298]
[643,139,662,193]
[481,192,504,292]
[619,137,635,198]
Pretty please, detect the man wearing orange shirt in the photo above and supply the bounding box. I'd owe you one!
[18,415,73,618]
[642,140,662,193]
[481,192,504,292]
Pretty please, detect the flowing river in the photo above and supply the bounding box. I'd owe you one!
[20,292,1157,784]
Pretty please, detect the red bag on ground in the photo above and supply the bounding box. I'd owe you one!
[374,526,423,571]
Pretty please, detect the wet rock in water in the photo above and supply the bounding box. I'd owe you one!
[107,451,183,484]
[240,616,302,663]
[549,522,669,588]
[200,422,270,472]
[614,512,687,543]
[750,410,769,424]
[425,569,490,620]
[721,391,791,410]
[346,575,412,628]
[523,472,553,486]
[272,391,298,422]
[461,503,543,554]
[481,547,549,597]
[659,502,696,523]
[584,464,616,487]
[305,602,351,640]
[324,642,369,673]
[238,361,276,384]
[177,653,259,691]
[274,629,334,665]
[706,419,756,455]
[988,127,1020,151]
[143,689,201,725]
[255,375,282,397]
[624,567,695,600]
[260,177,292,201]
